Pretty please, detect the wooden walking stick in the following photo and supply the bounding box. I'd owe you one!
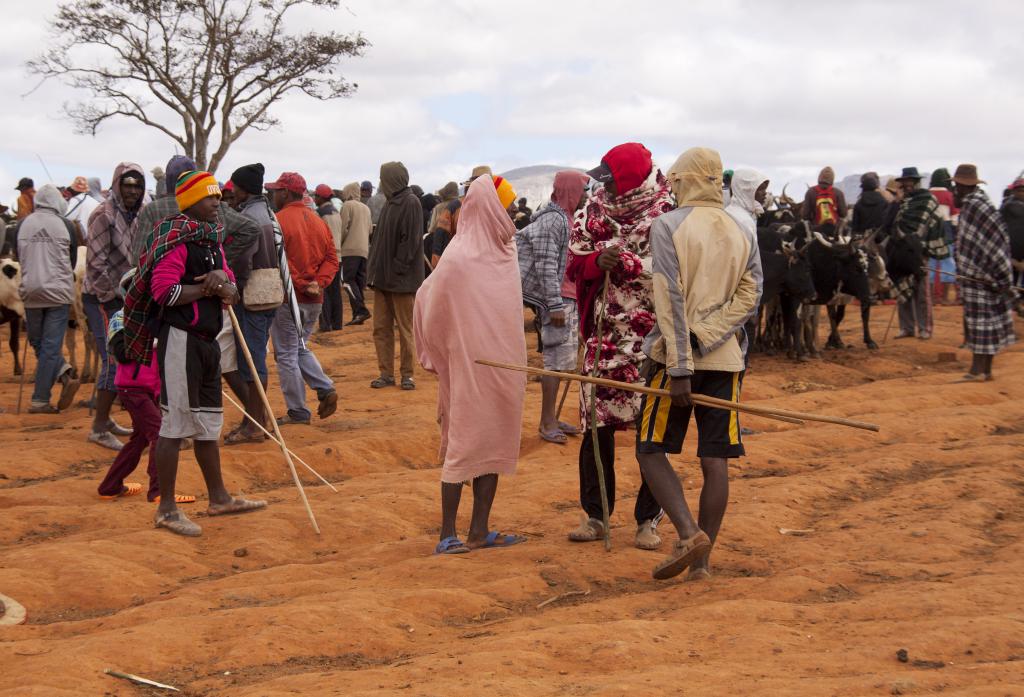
[15,321,29,415]
[226,305,321,535]
[476,361,881,432]
[221,389,339,493]
[589,271,613,551]
[882,302,898,344]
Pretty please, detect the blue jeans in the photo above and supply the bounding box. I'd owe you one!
[233,304,276,383]
[25,305,70,405]
[270,303,334,421]
[83,293,122,392]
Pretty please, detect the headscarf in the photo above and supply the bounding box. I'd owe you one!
[412,175,526,483]
[724,168,768,237]
[33,184,68,216]
[380,162,409,199]
[551,170,589,218]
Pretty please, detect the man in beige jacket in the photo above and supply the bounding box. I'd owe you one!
[636,147,759,582]
[338,182,372,324]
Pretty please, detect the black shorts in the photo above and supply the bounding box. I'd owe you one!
[636,364,745,458]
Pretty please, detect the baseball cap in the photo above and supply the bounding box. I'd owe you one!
[585,162,613,184]
[314,183,333,199]
[265,172,307,194]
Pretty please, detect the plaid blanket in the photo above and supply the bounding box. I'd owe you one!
[122,213,222,362]
[955,190,1016,354]
[896,188,949,259]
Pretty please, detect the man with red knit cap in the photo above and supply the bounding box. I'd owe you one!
[122,170,267,536]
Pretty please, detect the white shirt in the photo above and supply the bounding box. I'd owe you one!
[65,193,99,239]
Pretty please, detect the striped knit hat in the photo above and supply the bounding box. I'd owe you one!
[492,175,517,209]
[175,170,221,212]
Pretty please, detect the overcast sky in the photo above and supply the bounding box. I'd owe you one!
[1,0,1021,207]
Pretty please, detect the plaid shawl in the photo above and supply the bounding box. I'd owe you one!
[122,213,222,363]
[896,188,949,259]
[955,189,1014,290]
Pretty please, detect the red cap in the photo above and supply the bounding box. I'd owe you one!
[314,183,333,199]
[1011,178,1024,191]
[590,143,652,196]
[222,180,235,192]
[265,171,307,194]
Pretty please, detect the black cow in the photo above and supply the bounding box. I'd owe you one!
[754,221,816,357]
[803,227,875,353]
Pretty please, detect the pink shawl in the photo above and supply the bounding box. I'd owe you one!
[413,175,527,483]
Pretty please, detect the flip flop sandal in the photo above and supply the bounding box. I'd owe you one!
[568,516,605,542]
[224,430,265,445]
[99,482,143,500]
[652,531,711,580]
[206,497,268,517]
[539,428,568,444]
[434,536,470,555]
[154,510,202,537]
[475,530,526,549]
[152,494,197,504]
[954,373,986,383]
[557,421,581,436]
[687,567,712,582]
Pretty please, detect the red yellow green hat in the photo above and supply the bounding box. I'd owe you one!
[175,170,221,211]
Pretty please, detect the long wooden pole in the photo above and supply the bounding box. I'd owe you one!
[220,390,338,493]
[227,306,320,534]
[476,359,881,432]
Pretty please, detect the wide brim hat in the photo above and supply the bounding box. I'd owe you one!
[952,164,986,186]
[895,166,923,182]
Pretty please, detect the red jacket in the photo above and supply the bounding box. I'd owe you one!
[277,201,340,304]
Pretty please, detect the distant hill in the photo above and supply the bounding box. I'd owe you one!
[499,165,587,210]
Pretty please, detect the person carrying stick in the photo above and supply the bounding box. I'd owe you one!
[636,147,759,582]
[122,171,266,536]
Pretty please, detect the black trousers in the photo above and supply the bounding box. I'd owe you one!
[320,270,343,331]
[342,256,368,318]
[579,425,661,525]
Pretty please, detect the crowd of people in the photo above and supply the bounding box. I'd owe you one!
[2,145,1019,581]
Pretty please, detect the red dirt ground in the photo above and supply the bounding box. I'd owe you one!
[0,303,1022,696]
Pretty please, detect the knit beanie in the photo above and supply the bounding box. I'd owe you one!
[231,163,265,195]
[175,171,221,211]
[492,175,517,209]
[860,171,880,191]
[818,166,835,186]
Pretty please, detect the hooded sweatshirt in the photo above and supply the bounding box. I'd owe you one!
[645,148,758,376]
[724,168,766,312]
[17,184,76,308]
[367,162,424,294]
[338,182,371,258]
[85,162,149,302]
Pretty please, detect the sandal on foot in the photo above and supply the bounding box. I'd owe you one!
[434,536,470,555]
[652,531,712,580]
[954,373,986,383]
[568,515,605,542]
[473,530,526,549]
[105,420,133,437]
[557,421,581,436]
[400,378,416,391]
[635,519,663,550]
[224,429,265,445]
[152,494,197,504]
[99,482,143,500]
[539,427,567,445]
[206,497,268,517]
[88,430,124,451]
[370,376,396,389]
[154,510,202,537]
[686,567,712,582]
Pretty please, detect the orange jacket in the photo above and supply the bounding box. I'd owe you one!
[277,201,339,304]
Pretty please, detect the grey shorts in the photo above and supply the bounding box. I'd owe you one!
[541,299,579,372]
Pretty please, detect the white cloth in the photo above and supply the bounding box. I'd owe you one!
[65,193,99,239]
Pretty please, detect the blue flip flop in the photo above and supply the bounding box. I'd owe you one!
[435,536,470,555]
[477,530,526,549]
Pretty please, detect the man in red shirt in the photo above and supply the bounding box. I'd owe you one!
[265,172,339,424]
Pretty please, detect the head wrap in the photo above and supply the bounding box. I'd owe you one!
[551,171,589,216]
[175,171,221,211]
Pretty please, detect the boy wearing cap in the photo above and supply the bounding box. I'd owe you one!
[265,171,339,424]
[122,170,266,536]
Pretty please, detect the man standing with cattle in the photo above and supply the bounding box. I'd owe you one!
[885,167,946,341]
[799,166,847,351]
[952,164,1016,381]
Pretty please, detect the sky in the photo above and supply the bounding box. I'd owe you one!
[1,0,1022,209]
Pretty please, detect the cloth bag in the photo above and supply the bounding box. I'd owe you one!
[243,268,284,311]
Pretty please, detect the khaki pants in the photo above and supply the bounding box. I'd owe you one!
[372,290,416,380]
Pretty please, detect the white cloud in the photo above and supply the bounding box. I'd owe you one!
[1,0,1021,209]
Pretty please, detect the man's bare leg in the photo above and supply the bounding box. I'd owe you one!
[155,436,182,518]
[467,474,499,547]
[690,456,729,577]
[539,376,561,434]
[440,481,463,541]
[637,452,701,540]
[223,371,249,412]
[91,389,118,433]
[193,440,233,508]
[239,376,268,437]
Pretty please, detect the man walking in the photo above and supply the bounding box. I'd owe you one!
[18,184,80,413]
[636,147,759,582]
[265,172,339,424]
[339,182,372,325]
[367,162,424,390]
[313,183,344,332]
[84,162,149,450]
[953,164,1016,381]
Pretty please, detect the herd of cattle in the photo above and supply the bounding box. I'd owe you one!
[0,196,901,381]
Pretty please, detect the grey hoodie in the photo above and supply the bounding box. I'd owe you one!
[17,184,76,308]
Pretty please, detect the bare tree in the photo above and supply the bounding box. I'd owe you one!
[28,0,369,172]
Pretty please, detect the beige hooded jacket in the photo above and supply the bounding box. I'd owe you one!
[644,147,758,376]
[338,182,372,258]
